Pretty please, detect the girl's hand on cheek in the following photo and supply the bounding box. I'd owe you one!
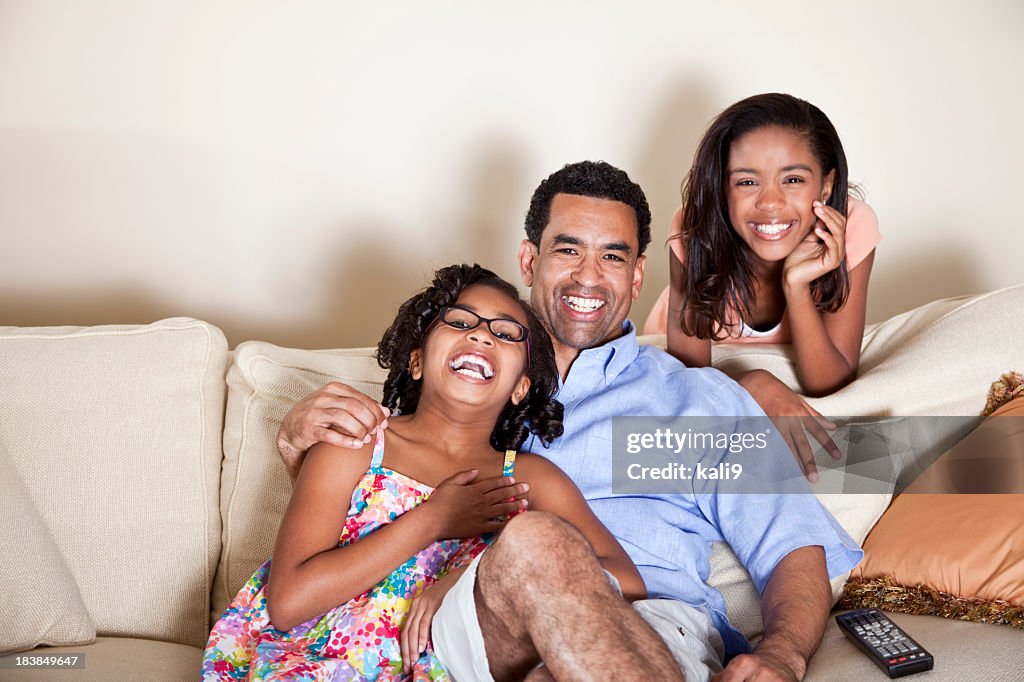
[783,201,847,290]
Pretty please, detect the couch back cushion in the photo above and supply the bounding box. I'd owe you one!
[0,319,227,647]
[0,439,96,653]
[213,342,386,623]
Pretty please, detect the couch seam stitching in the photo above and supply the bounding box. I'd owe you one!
[219,355,261,618]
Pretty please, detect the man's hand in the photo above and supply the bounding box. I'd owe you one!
[276,382,390,481]
[716,545,830,681]
[713,649,804,681]
[423,471,529,539]
[739,369,841,483]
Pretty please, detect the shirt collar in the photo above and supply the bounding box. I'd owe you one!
[569,320,639,386]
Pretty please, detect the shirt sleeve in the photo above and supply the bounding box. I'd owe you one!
[692,383,864,593]
[845,198,882,270]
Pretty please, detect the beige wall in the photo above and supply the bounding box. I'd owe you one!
[2,1,1022,348]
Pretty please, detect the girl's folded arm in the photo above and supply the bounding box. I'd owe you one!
[265,441,443,631]
[787,250,875,396]
[514,454,647,602]
[666,243,712,368]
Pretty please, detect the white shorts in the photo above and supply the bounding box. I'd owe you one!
[431,551,725,682]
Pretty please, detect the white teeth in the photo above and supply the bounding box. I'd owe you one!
[449,353,494,379]
[754,222,793,235]
[562,295,606,313]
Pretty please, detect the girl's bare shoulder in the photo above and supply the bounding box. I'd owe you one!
[511,452,570,486]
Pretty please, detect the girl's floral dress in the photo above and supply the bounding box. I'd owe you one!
[201,431,512,681]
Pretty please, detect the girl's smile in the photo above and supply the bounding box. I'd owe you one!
[448,351,496,382]
[750,220,797,240]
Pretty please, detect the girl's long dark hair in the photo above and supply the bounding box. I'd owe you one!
[376,263,563,451]
[677,93,851,339]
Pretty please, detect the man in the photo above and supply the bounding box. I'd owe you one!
[277,161,861,680]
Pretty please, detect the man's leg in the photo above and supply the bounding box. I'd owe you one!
[475,511,685,682]
[522,665,554,682]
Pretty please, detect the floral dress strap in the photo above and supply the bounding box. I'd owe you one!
[369,428,386,469]
[502,449,517,477]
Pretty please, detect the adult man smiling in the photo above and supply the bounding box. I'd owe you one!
[277,161,861,681]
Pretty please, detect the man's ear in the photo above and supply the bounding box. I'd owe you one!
[631,254,646,302]
[510,375,531,406]
[822,170,836,204]
[518,239,538,287]
[409,348,423,381]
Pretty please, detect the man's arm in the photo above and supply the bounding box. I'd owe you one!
[715,545,830,681]
[276,382,390,481]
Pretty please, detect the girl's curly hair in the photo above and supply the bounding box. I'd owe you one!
[376,263,564,451]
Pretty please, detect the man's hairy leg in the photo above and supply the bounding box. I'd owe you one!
[474,512,685,682]
[522,665,554,681]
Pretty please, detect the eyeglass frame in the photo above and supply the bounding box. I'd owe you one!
[432,305,531,343]
[423,304,534,371]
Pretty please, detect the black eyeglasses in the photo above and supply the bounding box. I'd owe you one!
[436,306,530,343]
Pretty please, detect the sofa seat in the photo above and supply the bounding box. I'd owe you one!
[3,286,1024,680]
[0,638,203,682]
[805,611,1024,681]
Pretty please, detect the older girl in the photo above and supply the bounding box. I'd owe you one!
[644,93,881,477]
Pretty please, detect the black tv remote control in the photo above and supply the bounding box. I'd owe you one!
[835,608,934,678]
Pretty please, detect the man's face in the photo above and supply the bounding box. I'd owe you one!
[518,193,645,371]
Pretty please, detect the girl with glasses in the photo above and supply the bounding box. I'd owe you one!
[203,263,644,680]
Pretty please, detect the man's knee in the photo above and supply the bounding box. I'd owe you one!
[489,511,590,574]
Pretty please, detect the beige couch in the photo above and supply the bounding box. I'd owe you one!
[2,286,1023,681]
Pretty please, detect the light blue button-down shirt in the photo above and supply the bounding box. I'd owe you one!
[522,322,863,656]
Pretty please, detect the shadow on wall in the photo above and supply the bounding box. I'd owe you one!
[3,118,986,345]
[867,245,985,324]
[455,137,533,287]
[1,133,534,350]
[307,140,533,349]
[628,77,717,325]
[0,287,185,333]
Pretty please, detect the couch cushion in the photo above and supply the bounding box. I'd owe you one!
[214,342,386,622]
[0,319,228,648]
[0,440,95,653]
[709,283,1024,417]
[842,393,1024,622]
[0,637,202,681]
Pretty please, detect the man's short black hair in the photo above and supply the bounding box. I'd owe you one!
[524,161,652,255]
